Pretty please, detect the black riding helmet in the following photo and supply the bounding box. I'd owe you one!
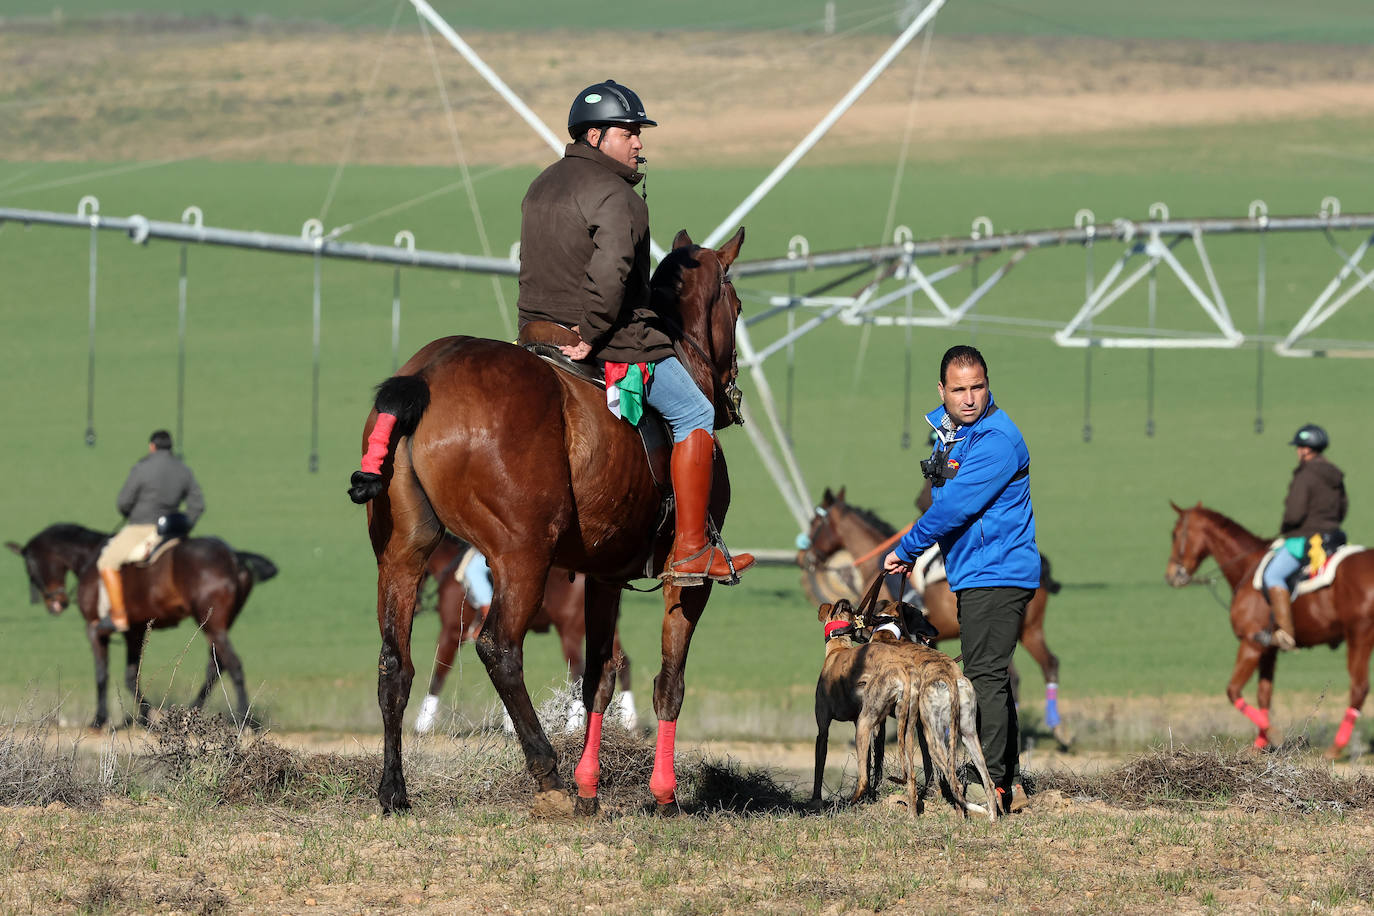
[1289,423,1330,452]
[568,79,657,140]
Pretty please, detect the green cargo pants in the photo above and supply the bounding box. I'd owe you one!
[956,586,1034,791]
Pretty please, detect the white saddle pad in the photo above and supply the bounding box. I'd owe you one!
[1252,542,1365,599]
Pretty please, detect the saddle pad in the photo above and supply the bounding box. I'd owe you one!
[909,544,946,594]
[1252,542,1366,598]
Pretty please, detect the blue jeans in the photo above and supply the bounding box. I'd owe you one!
[1262,547,1301,592]
[645,356,714,443]
[463,551,493,607]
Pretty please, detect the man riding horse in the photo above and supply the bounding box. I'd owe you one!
[96,429,204,634]
[1258,423,1347,651]
[517,79,753,584]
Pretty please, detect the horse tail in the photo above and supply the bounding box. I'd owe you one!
[235,551,279,583]
[1039,553,1062,595]
[348,374,431,504]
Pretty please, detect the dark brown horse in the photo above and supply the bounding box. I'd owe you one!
[1166,502,1374,758]
[412,532,636,735]
[350,229,746,815]
[798,487,1070,749]
[6,523,277,728]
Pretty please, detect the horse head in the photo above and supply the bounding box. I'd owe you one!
[798,486,848,571]
[7,536,71,615]
[1166,500,1209,587]
[652,227,746,429]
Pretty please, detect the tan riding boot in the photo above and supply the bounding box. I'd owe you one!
[98,568,130,634]
[1266,586,1297,651]
[665,429,754,586]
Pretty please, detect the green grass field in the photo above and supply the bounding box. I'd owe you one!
[9,0,1374,43]
[3,90,1374,749]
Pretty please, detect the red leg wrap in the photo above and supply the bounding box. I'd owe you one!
[1334,707,1361,749]
[574,712,604,799]
[360,412,398,475]
[1234,697,1269,731]
[1253,733,1270,750]
[649,720,677,805]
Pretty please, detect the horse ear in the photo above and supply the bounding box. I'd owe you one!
[715,227,745,268]
[672,229,693,250]
[4,541,22,556]
[817,602,832,622]
[836,486,846,503]
[1169,501,1183,515]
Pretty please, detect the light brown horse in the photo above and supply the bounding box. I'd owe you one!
[1166,502,1374,758]
[7,523,277,728]
[798,487,1070,749]
[349,229,745,815]
[412,533,635,735]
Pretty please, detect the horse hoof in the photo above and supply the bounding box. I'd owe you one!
[1322,746,1341,762]
[1052,725,1075,751]
[573,795,600,817]
[654,799,681,817]
[531,789,576,818]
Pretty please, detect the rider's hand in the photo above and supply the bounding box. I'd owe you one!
[559,339,593,361]
[883,550,912,576]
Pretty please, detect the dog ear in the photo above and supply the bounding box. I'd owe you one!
[817,602,832,622]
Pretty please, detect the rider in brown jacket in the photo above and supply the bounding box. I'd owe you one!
[516,79,753,585]
[1259,423,1347,650]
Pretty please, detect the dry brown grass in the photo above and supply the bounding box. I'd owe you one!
[1036,743,1374,813]
[0,714,104,809]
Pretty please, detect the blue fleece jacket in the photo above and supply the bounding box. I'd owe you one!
[894,396,1040,590]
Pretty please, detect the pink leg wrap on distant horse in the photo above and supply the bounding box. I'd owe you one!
[360,412,398,474]
[574,712,604,799]
[649,720,677,805]
[1234,697,1269,732]
[1334,707,1361,748]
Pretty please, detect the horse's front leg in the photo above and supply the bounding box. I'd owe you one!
[123,627,151,726]
[649,581,710,810]
[1326,629,1372,760]
[571,577,624,815]
[1227,639,1269,747]
[85,623,111,730]
[476,554,568,811]
[1254,650,1277,750]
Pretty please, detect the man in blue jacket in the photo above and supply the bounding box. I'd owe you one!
[884,345,1037,813]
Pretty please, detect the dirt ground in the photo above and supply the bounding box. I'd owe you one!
[4,22,1374,168]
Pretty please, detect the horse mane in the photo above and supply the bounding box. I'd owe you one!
[649,246,696,327]
[845,503,898,538]
[37,523,107,547]
[1193,506,1268,551]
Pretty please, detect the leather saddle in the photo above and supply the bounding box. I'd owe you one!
[518,321,673,514]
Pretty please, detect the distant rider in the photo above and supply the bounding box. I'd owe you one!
[96,430,204,633]
[1258,424,1346,651]
[516,78,753,585]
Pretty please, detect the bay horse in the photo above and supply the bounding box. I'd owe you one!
[414,532,636,735]
[6,523,278,728]
[798,487,1070,749]
[1165,501,1374,758]
[350,228,746,815]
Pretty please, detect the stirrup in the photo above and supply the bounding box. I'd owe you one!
[662,544,740,587]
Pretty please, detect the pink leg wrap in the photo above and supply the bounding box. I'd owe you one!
[360,412,398,475]
[1253,733,1270,750]
[1334,707,1361,749]
[573,712,604,799]
[1235,697,1270,731]
[648,720,677,805]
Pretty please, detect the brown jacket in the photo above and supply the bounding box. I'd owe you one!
[1280,453,1347,539]
[517,143,674,364]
